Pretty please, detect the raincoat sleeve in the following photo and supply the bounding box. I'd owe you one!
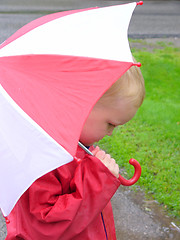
[14,154,120,239]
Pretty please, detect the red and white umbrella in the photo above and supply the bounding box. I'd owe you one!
[0,1,143,217]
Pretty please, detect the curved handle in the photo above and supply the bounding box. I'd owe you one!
[118,158,141,186]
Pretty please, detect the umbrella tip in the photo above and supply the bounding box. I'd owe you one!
[137,1,143,6]
[4,216,10,224]
[133,62,142,67]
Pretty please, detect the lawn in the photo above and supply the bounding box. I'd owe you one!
[98,40,180,219]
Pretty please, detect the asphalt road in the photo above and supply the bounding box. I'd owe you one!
[0,0,180,44]
[0,1,180,240]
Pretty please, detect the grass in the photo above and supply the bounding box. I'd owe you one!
[98,41,180,219]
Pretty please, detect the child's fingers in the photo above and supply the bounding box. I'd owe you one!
[91,146,100,155]
[95,150,106,160]
[101,156,119,178]
[111,161,120,178]
[101,154,111,167]
[105,158,119,178]
[92,149,119,178]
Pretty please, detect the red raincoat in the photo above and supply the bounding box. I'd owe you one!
[6,147,121,240]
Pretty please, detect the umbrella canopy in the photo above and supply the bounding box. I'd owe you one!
[0,2,141,217]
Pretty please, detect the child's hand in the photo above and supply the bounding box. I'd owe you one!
[92,146,119,178]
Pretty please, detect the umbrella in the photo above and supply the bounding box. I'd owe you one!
[0,1,143,217]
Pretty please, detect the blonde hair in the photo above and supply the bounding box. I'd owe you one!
[98,61,145,108]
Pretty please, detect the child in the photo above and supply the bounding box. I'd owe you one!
[80,63,145,179]
[5,63,145,240]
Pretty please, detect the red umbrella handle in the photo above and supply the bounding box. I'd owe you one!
[118,158,141,186]
[77,142,141,186]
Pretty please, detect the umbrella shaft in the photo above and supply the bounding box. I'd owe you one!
[78,142,94,156]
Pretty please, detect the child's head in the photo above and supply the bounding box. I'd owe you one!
[80,63,145,146]
[97,61,145,109]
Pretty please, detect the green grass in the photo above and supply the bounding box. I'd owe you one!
[99,42,180,219]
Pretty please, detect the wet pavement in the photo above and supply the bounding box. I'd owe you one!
[112,187,180,240]
[0,0,180,239]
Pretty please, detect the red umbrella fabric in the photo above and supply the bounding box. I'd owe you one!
[0,2,141,217]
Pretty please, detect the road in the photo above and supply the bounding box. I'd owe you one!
[0,1,180,239]
[0,0,180,44]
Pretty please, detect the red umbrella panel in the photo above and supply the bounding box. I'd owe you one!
[0,2,141,216]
